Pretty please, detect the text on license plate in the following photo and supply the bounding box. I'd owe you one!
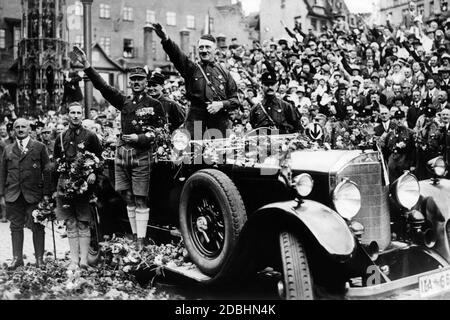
[419,269,450,298]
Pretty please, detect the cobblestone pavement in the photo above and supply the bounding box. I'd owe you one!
[0,220,69,265]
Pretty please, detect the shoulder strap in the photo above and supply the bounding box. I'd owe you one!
[257,102,276,127]
[196,62,222,101]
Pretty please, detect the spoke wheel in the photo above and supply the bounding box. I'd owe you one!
[180,169,247,276]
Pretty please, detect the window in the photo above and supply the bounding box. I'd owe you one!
[13,27,21,58]
[281,0,286,9]
[123,38,134,58]
[311,18,317,31]
[74,1,83,16]
[75,35,84,47]
[187,15,195,29]
[123,7,133,21]
[99,4,110,19]
[166,12,176,26]
[320,20,327,31]
[146,10,156,24]
[417,4,425,15]
[0,29,5,49]
[100,36,111,55]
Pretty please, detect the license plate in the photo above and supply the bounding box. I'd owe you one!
[419,269,450,298]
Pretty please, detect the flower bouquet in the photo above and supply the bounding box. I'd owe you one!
[32,198,56,226]
[56,145,103,199]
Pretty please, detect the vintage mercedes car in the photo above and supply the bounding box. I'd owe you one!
[92,130,450,300]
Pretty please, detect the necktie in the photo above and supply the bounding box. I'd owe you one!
[20,140,24,152]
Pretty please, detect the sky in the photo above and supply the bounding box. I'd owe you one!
[240,0,374,15]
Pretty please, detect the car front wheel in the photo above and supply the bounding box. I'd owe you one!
[179,169,247,276]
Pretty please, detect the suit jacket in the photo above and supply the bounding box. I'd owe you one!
[0,139,51,203]
[374,121,397,137]
[407,101,426,129]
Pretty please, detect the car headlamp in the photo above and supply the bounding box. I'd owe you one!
[172,130,190,151]
[428,156,447,177]
[394,172,420,210]
[332,179,361,220]
[292,173,314,197]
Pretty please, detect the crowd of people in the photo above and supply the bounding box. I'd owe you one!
[1,1,450,270]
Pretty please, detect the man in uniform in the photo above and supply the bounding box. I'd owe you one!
[0,118,52,269]
[151,23,239,139]
[440,108,450,177]
[249,72,299,134]
[147,72,186,133]
[70,46,167,250]
[415,106,443,180]
[381,110,416,182]
[53,102,103,269]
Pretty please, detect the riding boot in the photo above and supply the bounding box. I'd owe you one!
[9,230,24,270]
[79,236,91,268]
[68,237,80,269]
[33,225,45,268]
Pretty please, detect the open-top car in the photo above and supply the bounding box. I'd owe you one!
[92,129,450,300]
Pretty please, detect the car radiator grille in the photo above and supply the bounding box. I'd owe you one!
[332,161,391,251]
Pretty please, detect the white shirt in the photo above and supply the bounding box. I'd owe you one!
[16,136,30,151]
[383,120,390,131]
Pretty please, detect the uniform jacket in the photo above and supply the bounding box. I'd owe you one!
[407,101,426,129]
[84,67,166,149]
[249,96,299,134]
[161,38,239,114]
[0,139,51,203]
[157,95,186,132]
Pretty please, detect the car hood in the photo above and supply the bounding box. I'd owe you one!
[289,150,364,174]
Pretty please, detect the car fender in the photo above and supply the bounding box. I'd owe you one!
[250,200,356,256]
[418,179,450,263]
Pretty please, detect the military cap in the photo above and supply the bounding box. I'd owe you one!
[393,109,405,119]
[311,56,322,63]
[200,34,216,43]
[278,38,288,45]
[129,67,147,78]
[148,72,165,86]
[35,121,45,128]
[261,72,278,86]
[6,123,13,132]
[337,82,348,91]
[371,72,380,79]
[424,106,437,117]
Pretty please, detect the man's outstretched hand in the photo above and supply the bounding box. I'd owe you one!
[69,45,90,69]
[150,23,168,41]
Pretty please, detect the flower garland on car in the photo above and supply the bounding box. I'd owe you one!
[56,143,103,199]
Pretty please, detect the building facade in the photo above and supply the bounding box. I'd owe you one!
[65,0,254,71]
[380,0,449,25]
[259,0,352,43]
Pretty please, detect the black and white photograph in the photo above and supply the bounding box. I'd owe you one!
[1,0,450,307]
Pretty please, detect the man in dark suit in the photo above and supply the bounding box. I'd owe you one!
[407,89,426,129]
[374,106,396,137]
[440,108,450,177]
[0,118,51,269]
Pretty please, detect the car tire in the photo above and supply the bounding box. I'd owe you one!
[88,203,101,266]
[179,169,247,276]
[279,231,314,300]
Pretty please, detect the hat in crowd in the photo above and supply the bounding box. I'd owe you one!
[200,34,216,43]
[321,64,331,73]
[371,72,380,79]
[288,80,299,89]
[350,64,361,71]
[393,109,405,119]
[351,76,364,84]
[129,67,147,78]
[278,38,288,46]
[311,56,322,63]
[442,53,450,60]
[148,72,165,86]
[297,85,306,93]
[261,72,278,86]
[337,82,348,91]
[392,96,404,104]
[424,106,437,117]
[35,121,45,128]
[41,126,52,133]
